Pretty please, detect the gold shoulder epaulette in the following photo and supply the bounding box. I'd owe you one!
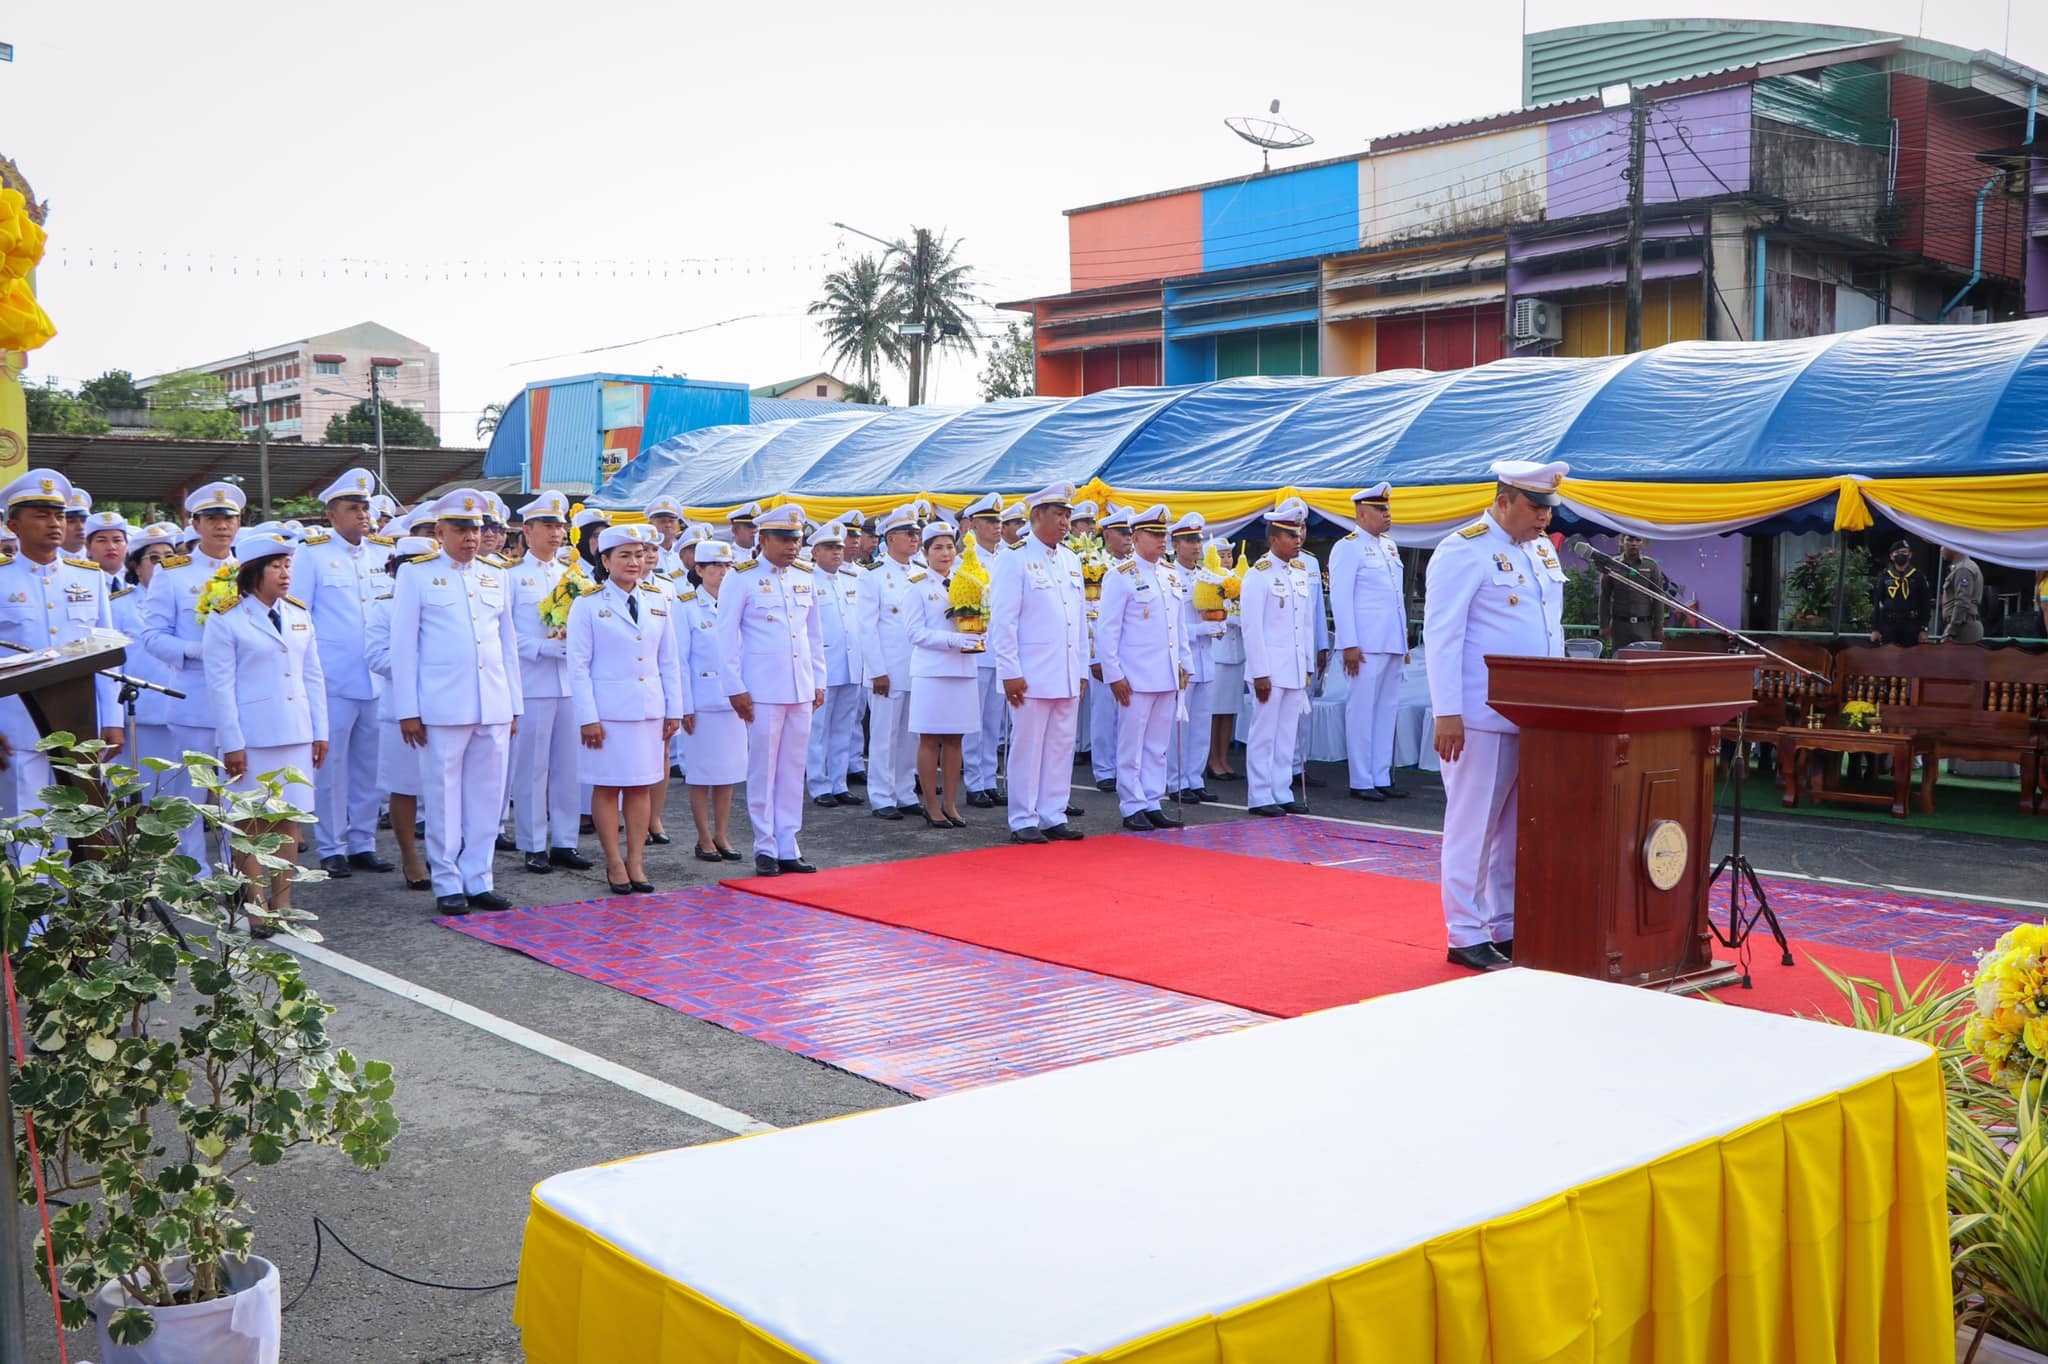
[1342,531,1359,540]
[368,533,395,547]
[637,581,662,593]
[1253,555,1273,571]
[907,571,928,583]
[300,530,332,546]
[1456,522,1488,540]
[284,594,307,610]
[110,584,133,599]
[161,554,192,569]
[735,560,760,574]
[409,552,438,564]
[64,556,97,572]
[789,560,813,573]
[374,592,393,601]
[678,589,697,602]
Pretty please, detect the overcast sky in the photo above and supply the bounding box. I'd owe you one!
[8,0,2043,441]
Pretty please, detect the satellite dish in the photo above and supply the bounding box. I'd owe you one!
[1225,99,1315,171]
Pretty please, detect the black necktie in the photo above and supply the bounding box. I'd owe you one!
[268,605,282,634]
[627,594,639,624]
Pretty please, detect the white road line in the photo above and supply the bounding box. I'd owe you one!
[284,938,777,1136]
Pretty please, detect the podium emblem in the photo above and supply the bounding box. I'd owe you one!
[1643,820,1689,891]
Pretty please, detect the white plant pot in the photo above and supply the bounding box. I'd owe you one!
[1959,1324,2048,1364]
[92,1255,280,1364]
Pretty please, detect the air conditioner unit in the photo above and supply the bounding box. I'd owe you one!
[1511,297,1563,343]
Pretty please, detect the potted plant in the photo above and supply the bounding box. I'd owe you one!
[5,740,398,1360]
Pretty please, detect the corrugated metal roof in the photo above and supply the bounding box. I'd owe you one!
[1524,20,1898,104]
[25,434,481,504]
[750,397,869,423]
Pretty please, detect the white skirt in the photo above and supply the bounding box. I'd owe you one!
[583,717,665,787]
[378,719,421,797]
[229,743,317,821]
[1211,661,1247,711]
[909,675,976,736]
[682,710,746,786]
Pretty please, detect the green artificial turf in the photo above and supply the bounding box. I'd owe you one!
[1719,764,2045,842]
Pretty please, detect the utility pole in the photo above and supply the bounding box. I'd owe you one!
[1623,91,1648,354]
[252,359,272,520]
[369,362,388,493]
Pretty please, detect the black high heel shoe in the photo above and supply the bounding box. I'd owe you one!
[629,879,655,893]
[646,831,673,846]
[919,809,947,828]
[715,846,744,862]
[694,845,722,863]
[405,876,431,891]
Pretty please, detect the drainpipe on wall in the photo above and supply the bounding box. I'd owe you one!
[1938,170,2007,320]
[1752,232,1767,340]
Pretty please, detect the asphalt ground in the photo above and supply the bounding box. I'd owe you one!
[20,751,2042,1362]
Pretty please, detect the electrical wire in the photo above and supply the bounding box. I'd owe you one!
[278,1215,516,1315]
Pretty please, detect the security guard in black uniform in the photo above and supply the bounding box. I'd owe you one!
[1597,534,1668,651]
[1869,539,1933,646]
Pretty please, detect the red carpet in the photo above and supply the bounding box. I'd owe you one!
[730,835,1969,1021]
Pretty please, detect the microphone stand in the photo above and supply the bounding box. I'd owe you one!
[1577,550,1824,982]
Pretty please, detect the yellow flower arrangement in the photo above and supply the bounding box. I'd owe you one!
[1840,700,1879,731]
[949,535,990,635]
[1066,533,1109,600]
[1966,923,2048,1093]
[1191,542,1240,620]
[194,563,240,620]
[539,566,597,638]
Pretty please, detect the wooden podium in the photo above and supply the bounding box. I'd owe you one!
[0,639,129,756]
[1486,653,1757,991]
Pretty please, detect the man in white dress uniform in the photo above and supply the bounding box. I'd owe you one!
[804,521,863,808]
[1424,459,1570,971]
[716,504,825,875]
[1084,505,1133,788]
[999,502,1027,551]
[958,492,1008,807]
[505,490,592,874]
[855,505,921,820]
[1095,504,1191,832]
[988,483,1087,844]
[1239,497,1317,817]
[1168,511,1223,802]
[391,489,524,915]
[296,467,398,878]
[726,502,762,568]
[1330,481,1411,804]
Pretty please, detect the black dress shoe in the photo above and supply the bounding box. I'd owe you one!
[1144,809,1182,830]
[434,893,469,915]
[1446,943,1512,972]
[846,770,867,786]
[777,859,817,874]
[1205,768,1240,783]
[1066,804,1085,817]
[1248,804,1286,817]
[1010,827,1049,845]
[1176,788,1206,804]
[1192,787,1214,802]
[717,847,744,862]
[695,845,723,862]
[406,877,432,891]
[1094,777,1118,792]
[1378,785,1411,800]
[897,803,923,817]
[1122,813,1154,832]
[347,851,395,872]
[753,855,782,876]
[468,891,513,913]
[872,806,903,821]
[670,763,685,780]
[1285,800,1311,814]
[494,833,518,853]
[549,847,593,870]
[967,790,996,809]
[1494,938,1513,959]
[1350,787,1387,802]
[579,815,596,835]
[814,795,841,809]
[629,880,655,893]
[523,851,553,874]
[1303,773,1328,789]
[319,855,354,878]
[647,831,673,846]
[1044,823,1085,842]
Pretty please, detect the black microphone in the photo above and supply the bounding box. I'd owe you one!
[1569,539,1650,582]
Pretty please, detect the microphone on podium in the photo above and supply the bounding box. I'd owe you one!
[1568,539,1651,583]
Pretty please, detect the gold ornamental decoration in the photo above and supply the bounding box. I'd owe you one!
[1643,820,1689,892]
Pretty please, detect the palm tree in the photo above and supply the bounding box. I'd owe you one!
[885,228,982,406]
[808,255,903,398]
[475,401,507,441]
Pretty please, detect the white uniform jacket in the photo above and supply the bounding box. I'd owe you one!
[141,551,234,729]
[202,594,328,752]
[295,530,388,701]
[110,582,170,726]
[715,560,826,704]
[988,535,1086,700]
[814,566,861,688]
[856,557,917,685]
[366,591,397,721]
[1240,553,1316,690]
[508,552,570,699]
[566,580,687,726]
[1329,529,1408,654]
[0,552,118,726]
[1423,512,1566,733]
[678,589,730,715]
[1096,556,1191,693]
[389,552,524,727]
[907,572,982,681]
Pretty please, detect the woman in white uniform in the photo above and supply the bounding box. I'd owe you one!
[679,540,744,862]
[906,520,982,829]
[568,524,687,894]
[367,536,435,890]
[114,522,180,781]
[1206,537,1246,782]
[202,529,328,931]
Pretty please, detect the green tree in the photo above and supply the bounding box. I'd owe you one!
[148,369,241,440]
[475,400,507,441]
[839,379,889,405]
[78,368,145,413]
[978,320,1035,402]
[808,254,903,398]
[885,228,982,406]
[23,383,111,435]
[324,398,438,447]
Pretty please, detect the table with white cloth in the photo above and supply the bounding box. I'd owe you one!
[514,970,1948,1364]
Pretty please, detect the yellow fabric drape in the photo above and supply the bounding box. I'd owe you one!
[1561,476,1853,530]
[512,1057,1950,1364]
[1860,472,2048,532]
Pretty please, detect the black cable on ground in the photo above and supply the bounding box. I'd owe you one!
[280,1215,516,1314]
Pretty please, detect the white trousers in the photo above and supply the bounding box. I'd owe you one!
[421,723,511,897]
[746,701,813,859]
[1088,677,1119,780]
[864,686,915,810]
[1172,678,1212,792]
[510,694,582,852]
[314,693,380,858]
[1006,695,1078,831]
[1343,653,1404,791]
[164,723,221,868]
[1439,728,1520,949]
[962,668,1006,792]
[1246,687,1307,809]
[849,687,867,774]
[806,683,862,797]
[1115,689,1176,816]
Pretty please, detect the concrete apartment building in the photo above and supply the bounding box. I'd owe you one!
[137,320,441,444]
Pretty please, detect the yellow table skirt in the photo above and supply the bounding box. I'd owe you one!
[514,1055,1950,1363]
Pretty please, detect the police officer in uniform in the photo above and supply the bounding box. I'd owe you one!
[1939,544,1985,644]
[505,490,591,872]
[297,467,398,877]
[1869,539,1932,646]
[1096,504,1192,831]
[857,505,923,819]
[390,489,524,914]
[988,483,1087,843]
[804,521,864,807]
[1240,498,1316,817]
[1597,534,1668,651]
[1330,482,1409,801]
[716,504,825,875]
[1425,459,1569,971]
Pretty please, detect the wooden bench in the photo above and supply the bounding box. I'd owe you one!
[1839,643,2048,815]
